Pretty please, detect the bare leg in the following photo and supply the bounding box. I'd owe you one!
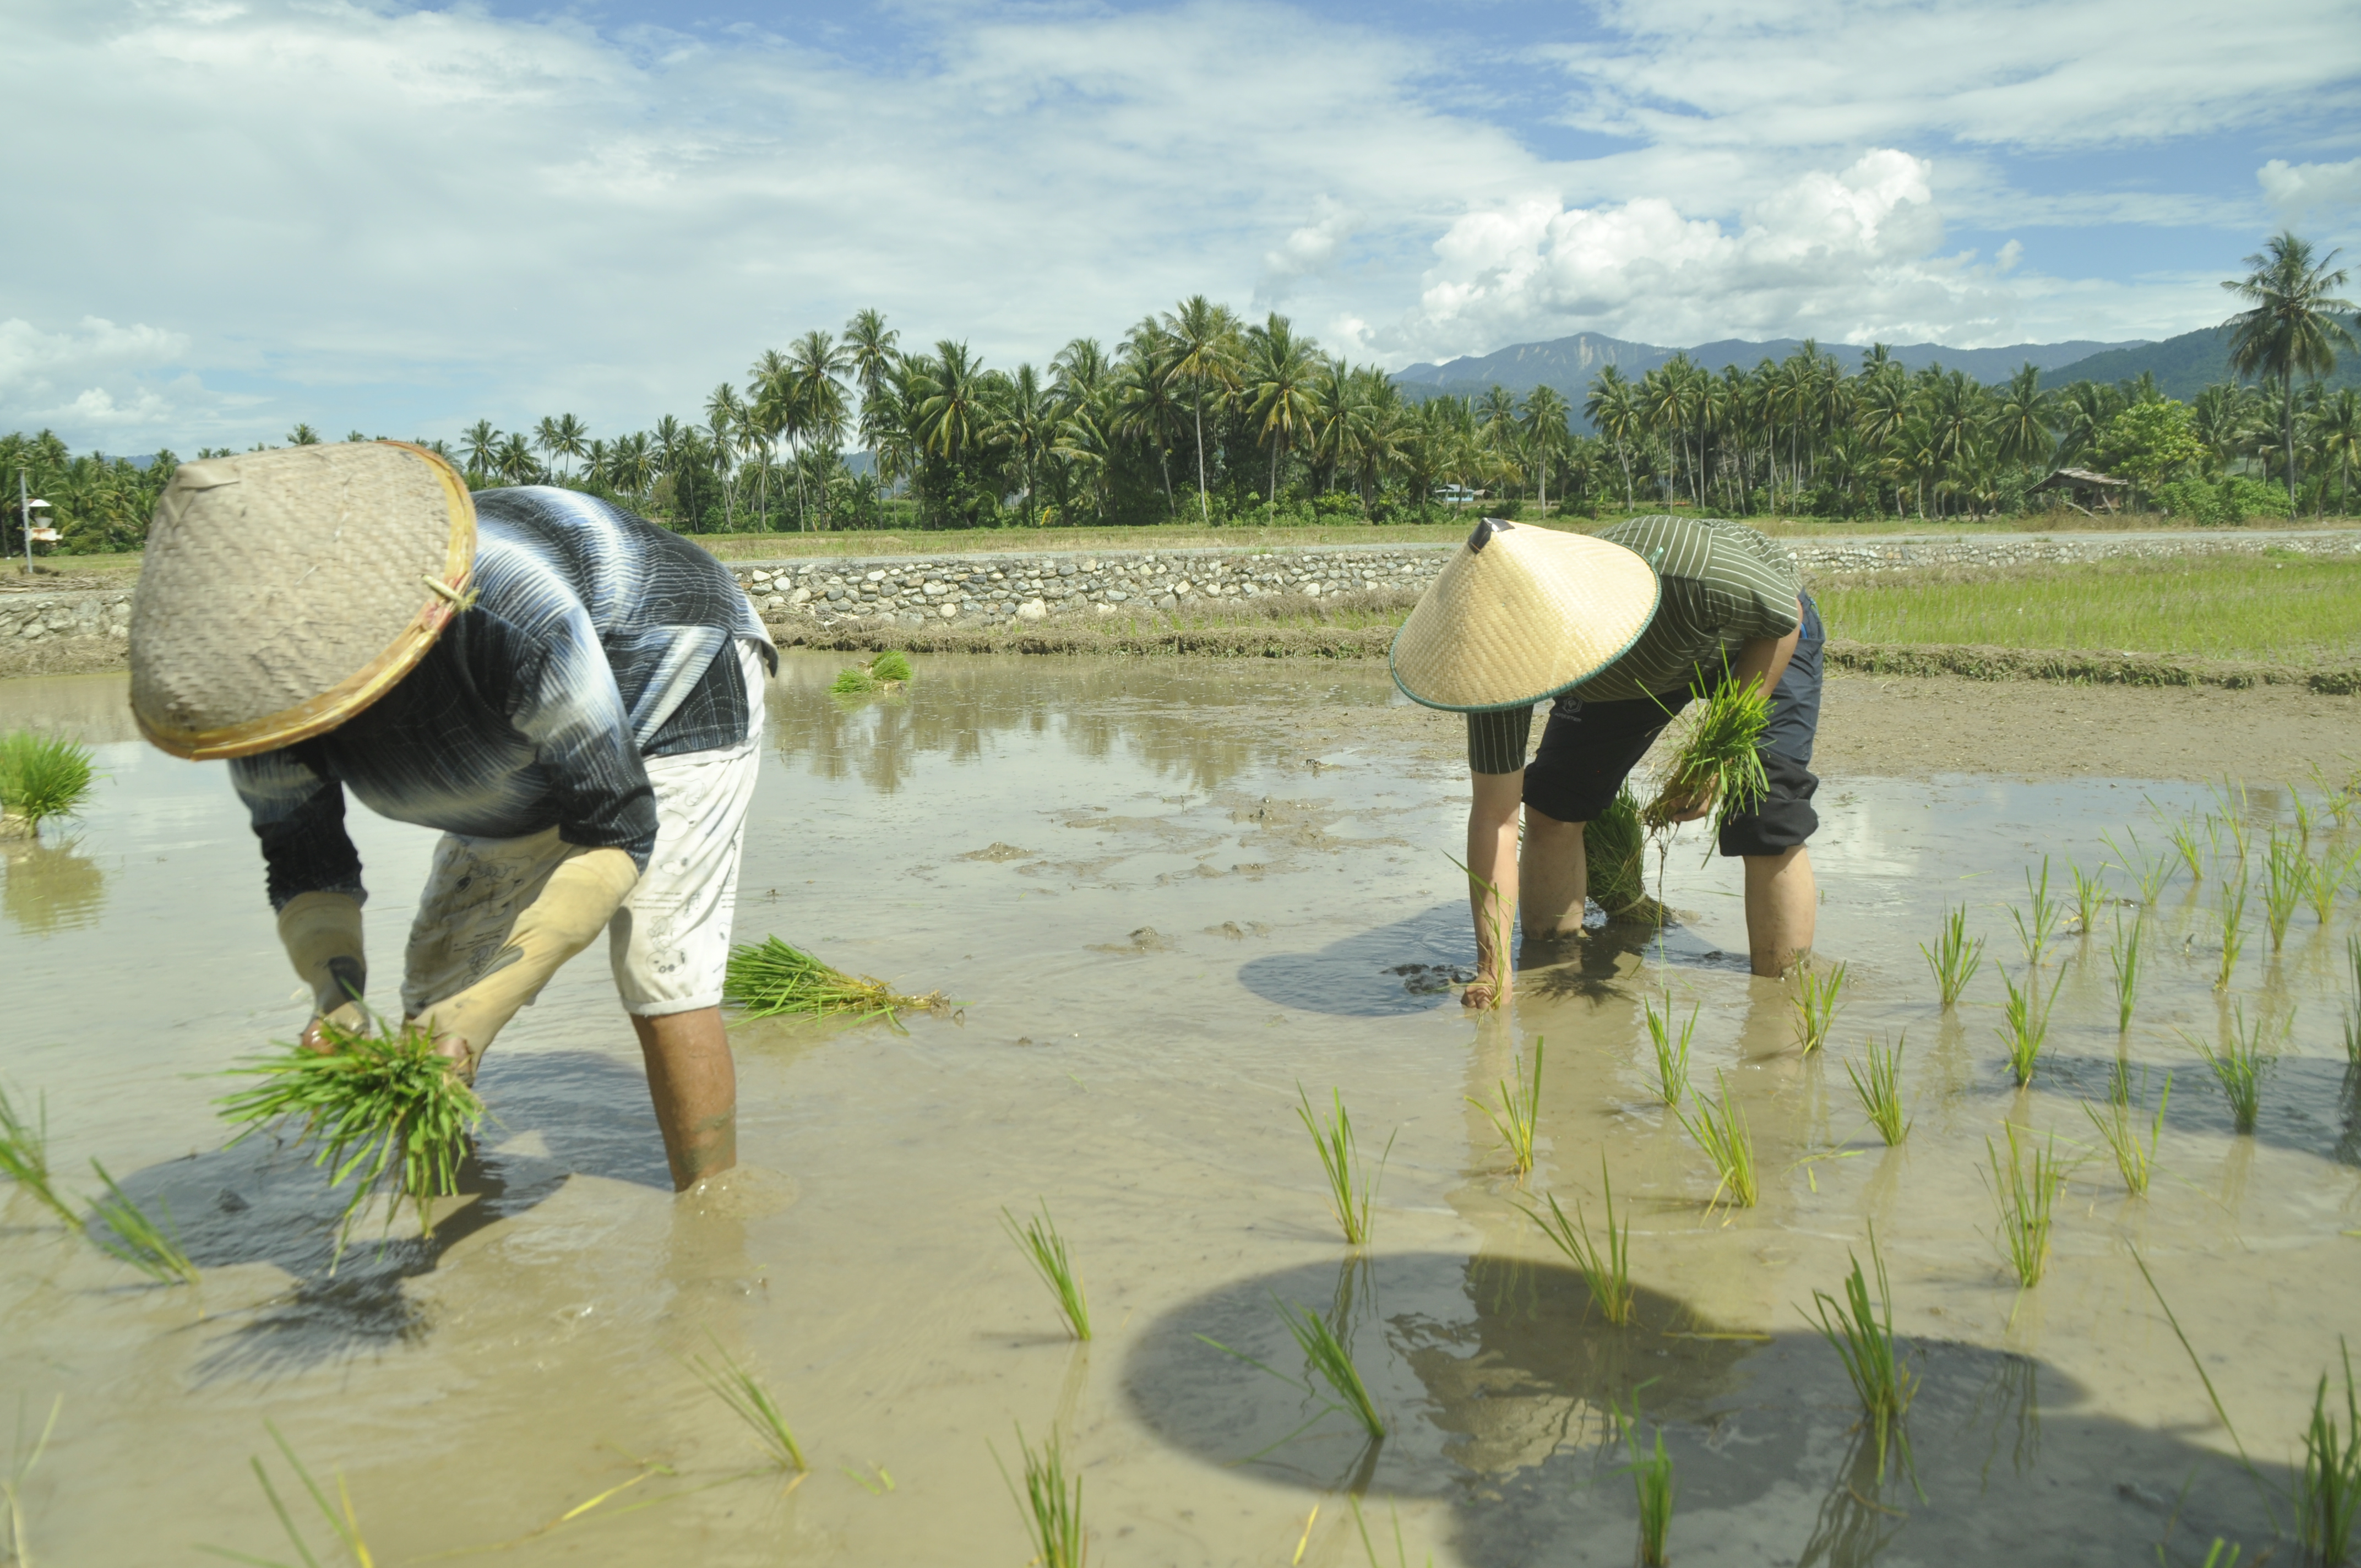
[1464,770,1524,1009]
[1519,807,1587,938]
[630,1007,738,1190]
[1743,847,1816,977]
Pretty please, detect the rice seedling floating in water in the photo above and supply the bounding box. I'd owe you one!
[1846,1033,1910,1147]
[217,1015,482,1252]
[1788,960,1846,1054]
[1467,1039,1542,1179]
[1002,1200,1091,1341]
[2263,830,2306,951]
[84,1161,199,1285]
[2102,827,2171,905]
[2085,1068,2170,1197]
[869,649,913,683]
[1517,1157,1635,1327]
[2109,913,2144,1034]
[1803,1226,1918,1486]
[1297,1084,1391,1246]
[0,729,95,839]
[0,1082,78,1229]
[1584,785,1665,924]
[828,650,913,700]
[1921,904,1984,1008]
[2179,1004,2278,1135]
[1640,669,1770,841]
[198,1421,377,1568]
[2298,1339,2361,1568]
[992,1425,1086,1568]
[723,937,944,1026]
[2008,856,2064,966]
[1996,965,2064,1087]
[1609,1392,1675,1568]
[2216,867,2250,991]
[1642,993,1695,1107]
[687,1338,806,1472]
[1677,1071,1758,1211]
[2068,862,2107,935]
[1983,1125,2063,1289]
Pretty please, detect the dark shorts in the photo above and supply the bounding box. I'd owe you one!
[1525,597,1823,858]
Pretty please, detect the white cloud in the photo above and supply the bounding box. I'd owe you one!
[1258,198,1355,304]
[2257,156,2361,222]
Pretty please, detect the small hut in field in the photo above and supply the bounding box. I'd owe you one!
[2031,467,2131,514]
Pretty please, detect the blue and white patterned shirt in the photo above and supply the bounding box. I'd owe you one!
[231,488,773,911]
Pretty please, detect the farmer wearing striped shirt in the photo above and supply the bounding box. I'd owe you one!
[1390,515,1823,1006]
[128,443,774,1190]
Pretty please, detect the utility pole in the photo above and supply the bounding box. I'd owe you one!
[17,468,27,574]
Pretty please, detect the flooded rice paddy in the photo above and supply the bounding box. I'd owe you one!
[3,655,2358,1566]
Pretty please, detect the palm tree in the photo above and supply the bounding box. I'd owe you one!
[911,340,992,461]
[1520,385,1571,514]
[1989,364,2052,470]
[2223,230,2358,505]
[494,433,538,485]
[1113,319,1185,514]
[461,421,501,481]
[2310,386,2361,514]
[287,424,321,447]
[1243,313,1321,513]
[992,362,1057,524]
[843,309,899,422]
[536,413,588,480]
[1582,368,1640,511]
[1160,295,1242,524]
[704,384,746,529]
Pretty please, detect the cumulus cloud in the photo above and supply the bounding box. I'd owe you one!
[1258,198,1355,303]
[2257,156,2361,221]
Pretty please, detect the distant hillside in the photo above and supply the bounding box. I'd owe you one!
[2044,325,2361,400]
[1394,333,2146,404]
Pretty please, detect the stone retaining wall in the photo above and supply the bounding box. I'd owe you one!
[0,591,132,646]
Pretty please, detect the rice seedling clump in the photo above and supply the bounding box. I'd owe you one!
[829,650,915,699]
[1611,1393,1675,1567]
[995,1425,1086,1568]
[688,1340,806,1472]
[1467,1039,1542,1179]
[1802,1227,1918,1485]
[1983,1126,2063,1289]
[1788,960,1846,1053]
[1582,786,1667,925]
[1677,1070,1758,1211]
[1003,1200,1091,1340]
[2086,1067,2170,1196]
[2180,1003,2278,1134]
[1996,965,2064,1087]
[0,729,94,837]
[0,1082,78,1229]
[1640,671,1770,837]
[2109,913,2144,1033]
[1519,1157,1635,1327]
[1921,904,1983,1008]
[85,1160,199,1285]
[723,937,945,1026]
[2298,1340,2361,1568]
[217,1016,483,1248]
[1297,1084,1391,1246]
[1642,994,1695,1107]
[1846,1033,1910,1146]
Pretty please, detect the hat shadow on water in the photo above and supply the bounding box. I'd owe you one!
[88,1049,670,1382]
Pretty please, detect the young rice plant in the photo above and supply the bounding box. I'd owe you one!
[1002,1200,1091,1341]
[0,1082,77,1229]
[2346,935,2361,1065]
[6,1395,61,1568]
[2263,831,2305,951]
[1984,1125,2064,1290]
[2305,846,2351,927]
[1846,1033,1911,1147]
[1468,1040,1542,1179]
[2101,827,2171,906]
[2009,856,2064,967]
[2216,868,2250,991]
[993,1425,1086,1568]
[1198,1297,1387,1443]
[0,729,95,837]
[687,1339,807,1472]
[1611,1393,1675,1568]
[197,1421,377,1568]
[1803,1226,1918,1486]
[85,1161,199,1286]
[1297,1084,1391,1246]
[2180,1004,2278,1135]
[1518,1158,1635,1327]
[2298,1340,2361,1568]
[1996,965,2065,1087]
[1921,904,1984,1008]
[2068,861,2107,936]
[1789,960,1846,1054]
[1677,1071,1758,1211]
[217,1016,483,1254]
[2085,1069,2171,1197]
[1643,994,1696,1108]
[2109,913,2144,1034]
[723,937,944,1026]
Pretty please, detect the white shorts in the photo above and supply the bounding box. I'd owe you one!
[402,642,768,1021]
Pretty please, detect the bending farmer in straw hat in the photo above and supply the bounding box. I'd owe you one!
[129,442,776,1189]
[1391,515,1823,1006]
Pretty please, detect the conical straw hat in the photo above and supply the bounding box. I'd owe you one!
[130,442,477,760]
[1390,519,1659,711]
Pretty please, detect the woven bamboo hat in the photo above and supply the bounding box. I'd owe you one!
[130,442,477,760]
[1390,518,1660,711]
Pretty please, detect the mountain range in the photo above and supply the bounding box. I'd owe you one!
[1392,325,2361,408]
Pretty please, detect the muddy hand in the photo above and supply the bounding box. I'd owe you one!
[1663,782,1717,824]
[1462,970,1510,1010]
[299,1001,369,1055]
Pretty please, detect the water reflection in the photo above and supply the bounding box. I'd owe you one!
[2,837,106,934]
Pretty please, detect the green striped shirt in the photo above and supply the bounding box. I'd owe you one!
[1465,515,1802,774]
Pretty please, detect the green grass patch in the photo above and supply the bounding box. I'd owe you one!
[1815,555,2361,664]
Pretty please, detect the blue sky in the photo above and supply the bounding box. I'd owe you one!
[3,0,2357,453]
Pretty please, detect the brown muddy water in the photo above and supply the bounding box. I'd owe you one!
[3,656,2358,1567]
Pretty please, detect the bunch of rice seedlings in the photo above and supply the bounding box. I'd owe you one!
[2298,1340,2361,1568]
[1583,786,1664,925]
[1297,1084,1391,1246]
[2085,1068,2170,1196]
[2008,856,2064,966]
[2102,827,2172,905]
[1609,1393,1675,1568]
[2068,862,2107,935]
[687,1339,806,1472]
[6,1395,61,1568]
[198,1422,376,1568]
[1996,965,2065,1087]
[1803,1227,1918,1485]
[1845,1033,1910,1147]
[2305,847,2352,927]
[1789,960,1846,1054]
[0,729,95,837]
[1467,1040,1542,1179]
[2263,831,2306,951]
[86,1161,199,1285]
[0,1082,78,1229]
[1920,904,1984,1008]
[2109,913,2144,1034]
[1002,1200,1091,1341]
[1643,993,1695,1107]
[1983,1125,2063,1289]
[2180,1004,2278,1135]
[1517,1158,1635,1327]
[828,650,914,699]
[1677,1071,1757,1211]
[993,1425,1085,1568]
[723,937,943,1026]
[2216,868,2251,990]
[1640,671,1770,838]
[217,1016,482,1250]
[2169,816,2207,884]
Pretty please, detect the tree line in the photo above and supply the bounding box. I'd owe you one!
[5,232,2353,553]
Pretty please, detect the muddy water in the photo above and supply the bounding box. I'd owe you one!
[3,658,2357,1566]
